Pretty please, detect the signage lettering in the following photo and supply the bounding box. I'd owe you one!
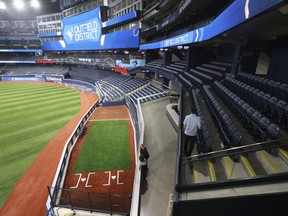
[114,65,128,75]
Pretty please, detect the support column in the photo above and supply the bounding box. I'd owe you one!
[164,50,172,67]
[186,46,208,71]
[232,45,241,74]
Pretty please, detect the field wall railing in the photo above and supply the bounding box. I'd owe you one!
[46,98,100,213]
[125,95,146,216]
[48,187,131,215]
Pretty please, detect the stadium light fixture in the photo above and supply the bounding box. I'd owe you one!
[0,1,6,10]
[14,0,25,10]
[31,0,40,8]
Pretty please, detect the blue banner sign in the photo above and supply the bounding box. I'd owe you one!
[62,7,102,49]
[0,49,42,53]
[103,11,139,28]
[140,0,284,50]
[42,28,140,51]
[41,7,140,51]
[0,61,36,64]
[2,76,45,82]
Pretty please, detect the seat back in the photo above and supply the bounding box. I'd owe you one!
[267,123,280,138]
[252,111,262,122]
[232,131,242,146]
[259,116,270,129]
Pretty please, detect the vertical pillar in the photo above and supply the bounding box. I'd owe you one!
[186,46,208,71]
[232,45,241,74]
[186,47,193,71]
[164,50,172,67]
[163,77,169,87]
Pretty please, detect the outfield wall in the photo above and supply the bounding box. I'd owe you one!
[47,99,100,214]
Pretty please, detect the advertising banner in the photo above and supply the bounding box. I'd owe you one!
[44,75,63,83]
[61,7,102,50]
[41,7,140,51]
[2,76,45,82]
[140,0,284,50]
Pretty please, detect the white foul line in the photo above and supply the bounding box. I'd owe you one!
[70,173,82,188]
[85,172,95,188]
[103,171,111,186]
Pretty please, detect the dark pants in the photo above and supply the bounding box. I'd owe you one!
[141,164,148,180]
[183,134,197,157]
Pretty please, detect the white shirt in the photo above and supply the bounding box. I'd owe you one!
[183,113,201,136]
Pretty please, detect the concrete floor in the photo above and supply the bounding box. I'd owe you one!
[140,97,178,216]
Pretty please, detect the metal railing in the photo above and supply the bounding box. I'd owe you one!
[48,187,131,215]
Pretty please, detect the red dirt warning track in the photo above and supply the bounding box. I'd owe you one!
[63,105,135,194]
[0,83,98,216]
[61,105,135,213]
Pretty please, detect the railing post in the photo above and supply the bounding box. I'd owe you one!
[88,191,93,213]
[68,190,74,212]
[109,194,112,215]
[47,186,56,216]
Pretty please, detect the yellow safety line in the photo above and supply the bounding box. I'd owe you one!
[193,163,199,184]
[258,151,279,173]
[278,148,288,162]
[208,160,217,182]
[223,156,236,179]
[240,155,256,177]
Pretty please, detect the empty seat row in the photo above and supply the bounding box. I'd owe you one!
[195,66,224,79]
[237,72,288,101]
[190,89,213,153]
[223,76,288,129]
[127,84,168,105]
[177,74,193,89]
[213,81,281,142]
[190,68,214,83]
[210,61,233,68]
[202,63,228,73]
[182,72,203,87]
[201,85,242,148]
[166,65,184,73]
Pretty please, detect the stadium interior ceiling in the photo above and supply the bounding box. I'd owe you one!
[0,0,60,20]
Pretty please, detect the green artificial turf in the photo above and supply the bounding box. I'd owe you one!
[0,82,81,209]
[74,120,131,172]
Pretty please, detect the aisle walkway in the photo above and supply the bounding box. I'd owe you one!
[140,97,178,216]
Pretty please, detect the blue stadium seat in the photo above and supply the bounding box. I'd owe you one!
[268,96,278,119]
[251,111,262,139]
[232,131,242,147]
[267,123,280,140]
[240,103,250,123]
[273,81,281,96]
[279,83,288,101]
[224,118,232,129]
[284,104,288,129]
[259,116,270,129]
[256,91,265,110]
[228,124,237,138]
[275,100,286,126]
[262,93,271,114]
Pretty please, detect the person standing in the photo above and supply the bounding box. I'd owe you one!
[183,107,201,157]
[139,154,148,194]
[140,144,149,167]
[139,154,148,180]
